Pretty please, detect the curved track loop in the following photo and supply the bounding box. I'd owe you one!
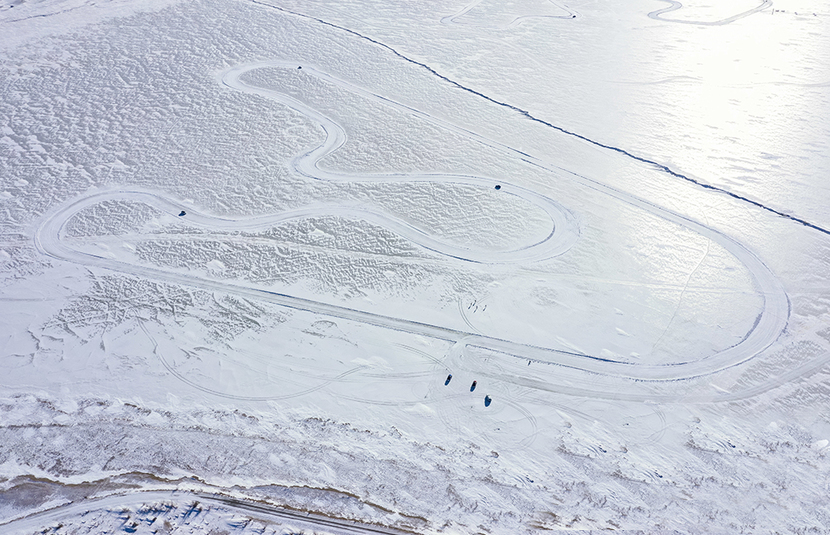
[648,0,772,25]
[222,62,578,265]
[35,60,789,384]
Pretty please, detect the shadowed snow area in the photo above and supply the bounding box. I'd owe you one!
[1,0,830,533]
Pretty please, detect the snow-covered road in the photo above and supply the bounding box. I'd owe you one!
[2,489,412,535]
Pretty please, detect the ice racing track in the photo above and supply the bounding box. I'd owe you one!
[35,60,790,395]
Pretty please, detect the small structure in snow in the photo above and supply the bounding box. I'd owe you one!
[484,395,492,407]
[444,374,452,386]
[470,380,477,392]
[178,210,186,216]
[494,185,501,190]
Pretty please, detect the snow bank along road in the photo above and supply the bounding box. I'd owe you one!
[34,60,789,385]
[1,490,412,535]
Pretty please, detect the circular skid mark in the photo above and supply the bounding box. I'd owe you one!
[394,342,452,372]
[648,0,772,25]
[431,381,540,450]
[141,321,367,401]
[617,405,671,447]
[422,341,540,449]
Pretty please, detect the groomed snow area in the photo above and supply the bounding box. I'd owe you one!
[1,0,829,532]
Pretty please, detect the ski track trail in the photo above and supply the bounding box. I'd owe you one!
[34,60,790,396]
[647,0,773,26]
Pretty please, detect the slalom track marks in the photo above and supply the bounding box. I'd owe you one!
[35,61,789,385]
[648,0,773,26]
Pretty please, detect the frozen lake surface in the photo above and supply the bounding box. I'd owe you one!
[1,0,829,532]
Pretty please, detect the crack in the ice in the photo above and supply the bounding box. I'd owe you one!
[4,3,87,23]
[249,0,830,238]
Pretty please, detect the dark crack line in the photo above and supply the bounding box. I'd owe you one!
[248,0,830,238]
[5,3,87,23]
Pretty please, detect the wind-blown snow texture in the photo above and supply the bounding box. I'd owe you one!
[2,0,830,533]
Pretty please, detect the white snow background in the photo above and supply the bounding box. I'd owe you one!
[1,0,829,532]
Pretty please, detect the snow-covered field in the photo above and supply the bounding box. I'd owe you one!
[1,0,829,532]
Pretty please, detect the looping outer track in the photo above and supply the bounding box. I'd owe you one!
[34,60,789,386]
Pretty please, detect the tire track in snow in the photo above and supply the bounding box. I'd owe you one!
[141,320,369,402]
[648,0,773,26]
[35,61,789,386]
[422,340,541,450]
[222,61,578,265]
[222,60,788,382]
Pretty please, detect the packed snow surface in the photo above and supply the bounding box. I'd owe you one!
[1,0,830,532]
